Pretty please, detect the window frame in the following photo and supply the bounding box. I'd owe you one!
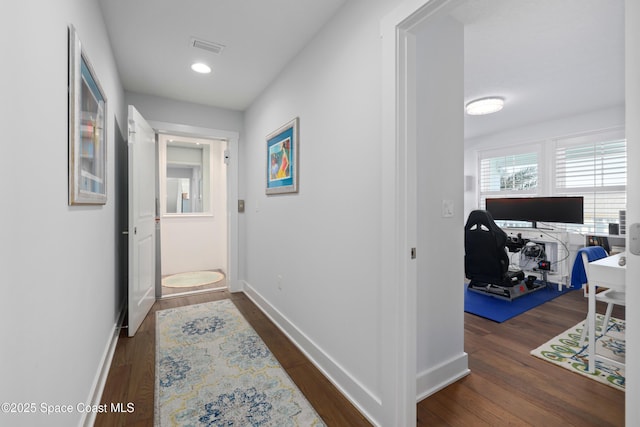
[478,142,544,200]
[552,128,626,233]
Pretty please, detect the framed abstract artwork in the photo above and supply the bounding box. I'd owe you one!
[68,24,108,205]
[266,117,299,195]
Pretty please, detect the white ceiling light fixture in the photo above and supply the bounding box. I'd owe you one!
[191,62,212,74]
[465,97,504,115]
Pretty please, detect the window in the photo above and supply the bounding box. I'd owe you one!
[478,148,540,217]
[476,128,626,234]
[554,129,626,233]
[480,152,538,193]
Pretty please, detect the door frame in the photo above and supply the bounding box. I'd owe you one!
[380,0,465,424]
[148,120,240,294]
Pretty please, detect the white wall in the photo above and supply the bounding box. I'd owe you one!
[0,0,125,425]
[415,15,469,399]
[241,0,404,423]
[125,91,244,133]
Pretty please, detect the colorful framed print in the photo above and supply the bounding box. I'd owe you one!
[68,24,108,205]
[266,117,299,195]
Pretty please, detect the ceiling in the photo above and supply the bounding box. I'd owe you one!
[98,0,347,111]
[98,0,625,139]
[452,0,624,139]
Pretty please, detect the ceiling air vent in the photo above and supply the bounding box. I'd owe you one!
[190,37,225,55]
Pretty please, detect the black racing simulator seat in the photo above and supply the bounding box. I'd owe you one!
[464,210,543,300]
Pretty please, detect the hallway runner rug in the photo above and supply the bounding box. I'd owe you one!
[155,299,325,426]
[530,314,625,391]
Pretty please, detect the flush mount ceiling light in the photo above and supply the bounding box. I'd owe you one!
[465,97,504,115]
[191,62,212,74]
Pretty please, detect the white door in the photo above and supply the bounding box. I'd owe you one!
[127,105,156,337]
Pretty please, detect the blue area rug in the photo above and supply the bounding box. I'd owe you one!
[464,283,576,322]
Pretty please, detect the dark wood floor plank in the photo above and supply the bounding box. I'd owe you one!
[417,402,450,426]
[435,379,531,426]
[420,387,495,427]
[453,371,568,426]
[468,349,614,427]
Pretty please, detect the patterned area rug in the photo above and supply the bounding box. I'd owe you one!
[162,271,225,288]
[530,314,625,391]
[155,299,325,426]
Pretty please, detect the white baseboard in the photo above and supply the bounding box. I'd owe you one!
[80,306,126,427]
[416,352,470,402]
[237,281,382,426]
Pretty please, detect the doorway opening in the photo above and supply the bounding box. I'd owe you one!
[157,133,229,297]
[383,0,628,423]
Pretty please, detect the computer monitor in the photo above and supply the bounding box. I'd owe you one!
[485,196,584,227]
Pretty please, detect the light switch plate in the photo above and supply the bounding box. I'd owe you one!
[442,199,454,218]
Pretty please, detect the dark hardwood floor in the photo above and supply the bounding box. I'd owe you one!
[419,288,625,427]
[96,288,624,427]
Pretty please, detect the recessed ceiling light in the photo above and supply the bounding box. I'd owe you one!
[465,97,504,115]
[191,62,212,74]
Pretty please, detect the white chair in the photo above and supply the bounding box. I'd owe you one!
[579,251,626,345]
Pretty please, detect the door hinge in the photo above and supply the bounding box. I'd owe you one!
[223,149,230,165]
[127,119,135,137]
[411,248,416,259]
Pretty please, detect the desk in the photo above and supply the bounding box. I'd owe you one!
[587,252,626,373]
[503,227,571,289]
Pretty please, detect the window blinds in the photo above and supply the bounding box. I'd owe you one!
[555,136,626,233]
[479,152,538,193]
